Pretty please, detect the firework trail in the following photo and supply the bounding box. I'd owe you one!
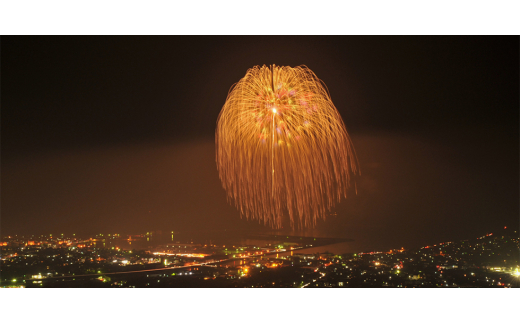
[216,65,359,228]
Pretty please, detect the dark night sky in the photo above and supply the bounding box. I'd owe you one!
[2,36,518,251]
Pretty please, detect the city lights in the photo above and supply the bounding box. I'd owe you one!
[1,227,518,288]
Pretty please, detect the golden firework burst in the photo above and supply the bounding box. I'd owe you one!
[216,65,359,228]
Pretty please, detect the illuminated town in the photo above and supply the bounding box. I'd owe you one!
[1,227,518,288]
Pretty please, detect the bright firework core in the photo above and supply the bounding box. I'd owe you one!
[216,65,359,229]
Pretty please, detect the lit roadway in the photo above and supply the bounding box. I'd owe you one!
[302,272,326,288]
[25,258,230,282]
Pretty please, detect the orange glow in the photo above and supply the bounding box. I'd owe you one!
[216,64,358,228]
[153,252,208,258]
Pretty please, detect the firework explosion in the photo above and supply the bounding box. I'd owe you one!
[216,65,359,228]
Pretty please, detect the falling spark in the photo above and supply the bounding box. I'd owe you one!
[216,64,359,228]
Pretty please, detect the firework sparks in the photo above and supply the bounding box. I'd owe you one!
[216,65,359,228]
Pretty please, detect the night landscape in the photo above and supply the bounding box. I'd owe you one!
[2,36,518,291]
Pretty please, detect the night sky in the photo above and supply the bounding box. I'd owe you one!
[2,36,518,251]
